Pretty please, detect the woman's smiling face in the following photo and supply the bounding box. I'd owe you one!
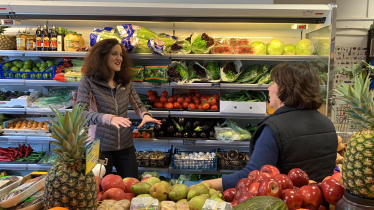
[107,44,123,72]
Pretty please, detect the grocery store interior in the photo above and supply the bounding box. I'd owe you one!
[0,0,373,209]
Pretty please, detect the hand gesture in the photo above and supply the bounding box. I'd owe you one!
[138,115,161,129]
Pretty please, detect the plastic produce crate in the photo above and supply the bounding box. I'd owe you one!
[217,149,249,170]
[136,150,171,168]
[0,60,62,80]
[171,149,217,171]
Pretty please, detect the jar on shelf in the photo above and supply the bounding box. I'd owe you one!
[76,33,84,48]
[16,30,27,50]
[26,32,35,51]
[64,31,80,51]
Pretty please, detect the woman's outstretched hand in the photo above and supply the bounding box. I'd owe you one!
[138,115,162,128]
[110,116,132,128]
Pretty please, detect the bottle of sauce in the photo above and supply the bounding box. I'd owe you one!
[42,25,49,51]
[26,32,35,51]
[50,26,58,51]
[16,30,27,50]
[57,27,64,51]
[35,25,42,51]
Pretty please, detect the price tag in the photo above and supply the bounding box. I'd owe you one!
[85,138,101,175]
[152,83,162,88]
[211,83,220,88]
[183,139,196,145]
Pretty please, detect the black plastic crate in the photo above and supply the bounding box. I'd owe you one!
[171,148,217,171]
[136,150,171,168]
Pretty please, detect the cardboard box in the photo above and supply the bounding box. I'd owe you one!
[220,101,266,114]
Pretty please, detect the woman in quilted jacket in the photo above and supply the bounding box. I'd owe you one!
[77,38,161,178]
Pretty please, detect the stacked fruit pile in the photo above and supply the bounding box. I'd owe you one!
[1,60,57,79]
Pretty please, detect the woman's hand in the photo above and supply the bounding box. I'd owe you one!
[110,116,132,128]
[138,115,161,128]
[201,178,223,192]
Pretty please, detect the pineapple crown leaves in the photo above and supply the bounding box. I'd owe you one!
[336,72,374,130]
[0,26,9,34]
[48,104,89,163]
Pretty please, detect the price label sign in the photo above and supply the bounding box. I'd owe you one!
[152,83,162,88]
[211,83,220,88]
[85,138,100,175]
[183,139,196,145]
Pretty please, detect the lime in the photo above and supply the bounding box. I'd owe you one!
[20,68,25,72]
[23,64,32,69]
[24,60,31,65]
[16,63,23,69]
[10,66,19,72]
[39,67,45,71]
[32,67,38,72]
[47,62,54,67]
[36,63,41,68]
[25,69,31,72]
[40,63,48,68]
[12,60,20,65]
[4,63,12,68]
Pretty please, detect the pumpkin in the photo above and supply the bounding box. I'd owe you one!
[233,196,287,210]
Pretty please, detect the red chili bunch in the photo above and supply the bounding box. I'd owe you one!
[0,144,33,161]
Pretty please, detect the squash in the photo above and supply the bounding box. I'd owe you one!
[233,196,287,210]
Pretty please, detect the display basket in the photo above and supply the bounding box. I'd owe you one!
[216,149,249,170]
[136,150,171,168]
[0,60,62,80]
[171,148,217,171]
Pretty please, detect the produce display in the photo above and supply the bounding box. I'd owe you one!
[4,118,50,130]
[214,119,252,142]
[220,90,266,102]
[216,150,249,171]
[0,144,34,161]
[0,26,16,50]
[234,63,272,84]
[0,176,19,190]
[29,89,74,109]
[172,150,217,170]
[0,91,30,102]
[1,59,58,79]
[144,66,169,83]
[147,90,219,111]
[135,150,170,168]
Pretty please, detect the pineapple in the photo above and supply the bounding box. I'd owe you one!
[0,26,16,50]
[336,71,374,199]
[44,105,97,209]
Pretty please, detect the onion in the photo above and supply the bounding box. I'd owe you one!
[92,163,106,178]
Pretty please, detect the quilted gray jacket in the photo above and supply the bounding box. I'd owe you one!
[77,76,150,152]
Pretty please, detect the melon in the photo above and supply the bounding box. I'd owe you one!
[233,196,287,210]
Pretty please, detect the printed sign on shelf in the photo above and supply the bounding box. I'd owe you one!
[85,138,100,175]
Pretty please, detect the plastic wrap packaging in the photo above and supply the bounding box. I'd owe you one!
[132,66,144,82]
[9,190,44,210]
[167,61,189,84]
[144,66,168,83]
[176,201,190,210]
[204,61,220,81]
[0,176,20,191]
[170,40,192,54]
[98,200,130,210]
[188,62,210,82]
[122,37,139,52]
[117,24,158,40]
[190,33,215,54]
[130,197,159,210]
[90,27,121,47]
[133,39,151,53]
[214,119,251,142]
[220,61,242,82]
[161,201,176,210]
[202,199,232,210]
[141,171,160,179]
[148,38,166,56]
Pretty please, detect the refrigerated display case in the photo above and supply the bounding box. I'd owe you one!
[0,1,337,175]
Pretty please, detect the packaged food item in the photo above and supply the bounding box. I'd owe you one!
[77,33,84,47]
[202,199,232,210]
[157,34,177,53]
[117,24,158,40]
[170,40,191,54]
[132,39,151,53]
[167,61,189,83]
[204,61,220,81]
[98,199,130,210]
[144,66,168,83]
[122,37,139,52]
[190,33,215,54]
[64,31,80,51]
[229,38,250,46]
[148,38,166,55]
[130,197,159,210]
[210,46,233,54]
[188,62,210,82]
[220,61,242,82]
[26,32,35,51]
[89,27,121,47]
[234,46,253,54]
[16,31,27,50]
[0,176,20,191]
[161,201,176,210]
[9,190,44,210]
[131,66,144,82]
[176,201,189,210]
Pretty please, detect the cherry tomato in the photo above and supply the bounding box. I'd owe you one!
[182,101,189,109]
[185,96,192,103]
[173,102,181,109]
[194,99,200,105]
[192,96,199,101]
[208,97,216,105]
[195,92,201,97]
[212,94,219,101]
[200,97,208,104]
[182,93,188,98]
[155,102,164,109]
[202,103,210,110]
[142,132,150,138]
[152,91,158,96]
[154,97,160,103]
[211,104,219,110]
[161,91,168,97]
[168,97,175,103]
[188,103,196,110]
[160,96,167,104]
[189,89,196,94]
[177,97,185,104]
[148,95,156,102]
[147,90,154,96]
[165,103,174,109]
[198,105,203,110]
[201,94,208,99]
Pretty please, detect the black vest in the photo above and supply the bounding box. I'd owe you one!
[249,106,337,182]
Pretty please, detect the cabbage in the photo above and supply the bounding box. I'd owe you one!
[315,40,330,56]
[283,44,296,55]
[296,39,314,55]
[267,39,284,55]
[250,41,266,55]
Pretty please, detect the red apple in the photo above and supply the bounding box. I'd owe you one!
[293,186,300,192]
[101,174,126,192]
[223,188,236,202]
[331,172,343,185]
[258,178,282,198]
[124,193,136,201]
[234,189,242,201]
[318,206,327,210]
[321,179,345,205]
[231,200,238,208]
[141,177,150,182]
[288,168,309,188]
[238,192,255,204]
[299,185,323,210]
[97,191,103,201]
[323,176,331,182]
[247,170,260,181]
[123,177,140,193]
[235,178,252,191]
[254,172,272,183]
[274,174,294,190]
[260,165,280,178]
[281,189,302,210]
[248,183,260,196]
[102,188,127,201]
[95,176,102,193]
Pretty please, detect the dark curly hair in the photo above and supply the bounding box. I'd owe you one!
[271,63,323,110]
[83,39,133,86]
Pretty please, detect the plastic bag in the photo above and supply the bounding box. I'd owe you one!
[98,200,130,210]
[121,37,139,52]
[188,62,210,82]
[226,119,252,140]
[90,27,121,47]
[133,39,151,53]
[167,61,189,83]
[214,119,251,142]
[147,38,166,56]
[221,61,242,82]
[190,33,215,54]
[131,66,144,82]
[204,61,220,81]
[141,171,160,179]
[170,40,192,54]
[144,66,168,83]
[117,24,158,40]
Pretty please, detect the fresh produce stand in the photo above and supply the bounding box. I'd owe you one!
[1,1,368,210]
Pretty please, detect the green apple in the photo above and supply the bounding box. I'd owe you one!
[32,67,39,72]
[16,63,23,69]
[10,66,19,72]
[36,63,41,68]
[19,68,25,72]
[39,67,45,72]
[23,64,32,69]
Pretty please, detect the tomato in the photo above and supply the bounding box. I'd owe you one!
[165,103,174,109]
[182,93,188,98]
[208,97,216,105]
[201,97,208,104]
[188,103,196,110]
[174,93,180,97]
[154,97,160,103]
[132,133,137,138]
[161,91,168,97]
[147,90,154,96]
[168,97,175,103]
[182,101,189,109]
[211,104,219,110]
[212,94,219,101]
[177,97,185,104]
[152,91,158,96]
[201,94,208,99]
[160,96,167,104]
[189,89,196,94]
[142,132,150,138]
[155,102,164,109]
[185,96,192,103]
[148,95,156,102]
[198,105,203,110]
[195,92,201,97]
[173,102,181,109]
[192,96,199,101]
[202,103,210,110]
[194,99,200,105]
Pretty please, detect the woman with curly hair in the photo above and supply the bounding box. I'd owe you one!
[203,63,338,191]
[77,39,160,178]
